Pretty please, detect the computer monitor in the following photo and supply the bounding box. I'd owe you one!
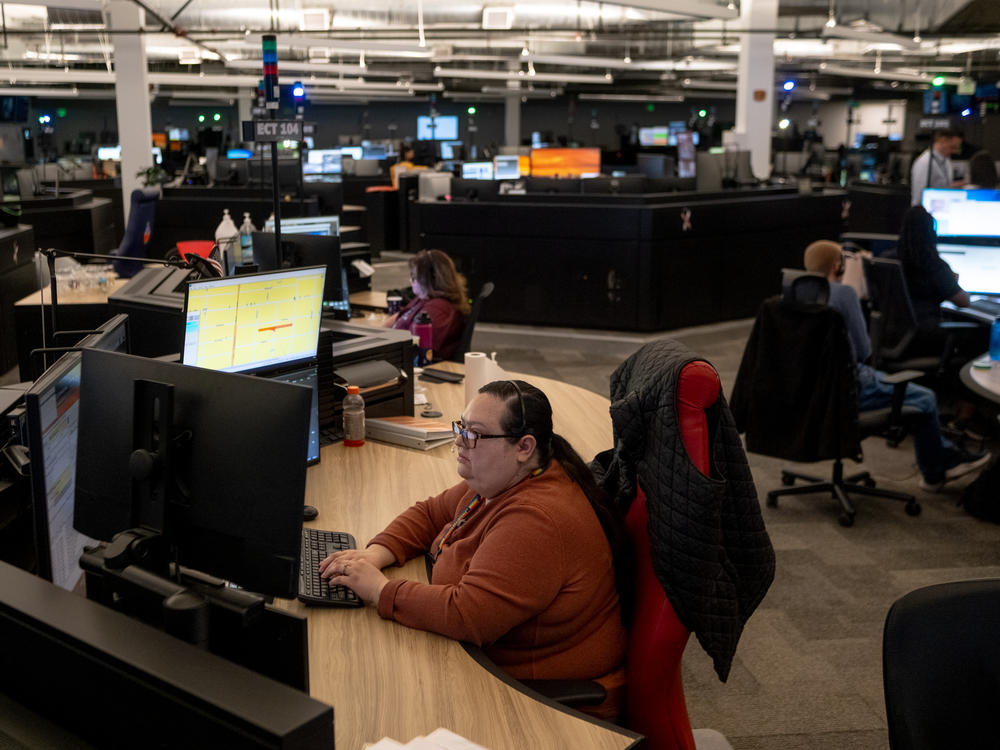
[938,243,1000,295]
[340,146,363,161]
[74,348,312,597]
[96,145,121,161]
[494,155,521,180]
[24,315,131,592]
[639,126,669,147]
[417,115,458,141]
[251,233,345,307]
[462,161,494,180]
[363,144,387,159]
[921,188,1000,239]
[168,128,189,142]
[529,148,601,178]
[264,214,339,236]
[182,266,326,374]
[303,149,342,176]
[439,140,464,160]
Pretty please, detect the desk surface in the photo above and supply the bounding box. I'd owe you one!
[15,277,128,307]
[350,289,389,311]
[961,354,1000,404]
[291,362,638,749]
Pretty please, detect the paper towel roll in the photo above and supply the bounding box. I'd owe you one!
[464,351,510,408]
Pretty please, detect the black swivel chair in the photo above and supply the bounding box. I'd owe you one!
[883,579,1000,750]
[862,256,978,377]
[112,187,160,279]
[450,281,494,362]
[731,271,922,526]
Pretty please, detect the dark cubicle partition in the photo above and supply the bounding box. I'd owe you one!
[417,188,846,331]
[0,224,37,373]
[10,189,115,254]
[151,188,320,258]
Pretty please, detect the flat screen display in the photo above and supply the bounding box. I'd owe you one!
[168,128,190,141]
[462,161,494,180]
[97,145,121,161]
[639,127,669,147]
[938,243,1000,295]
[494,155,520,180]
[304,149,342,175]
[182,266,326,374]
[417,115,459,141]
[922,189,1000,239]
[530,148,601,178]
[440,140,463,160]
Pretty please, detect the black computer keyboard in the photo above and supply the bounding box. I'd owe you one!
[298,528,363,607]
[969,298,1000,317]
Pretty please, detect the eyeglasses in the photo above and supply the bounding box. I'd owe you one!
[452,421,521,449]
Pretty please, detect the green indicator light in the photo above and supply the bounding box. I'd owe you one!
[698,109,707,118]
[56,108,66,118]
[198,114,205,123]
[932,75,945,86]
[467,106,477,115]
[213,113,221,121]
[646,103,655,112]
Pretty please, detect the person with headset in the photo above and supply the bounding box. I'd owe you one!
[319,379,627,720]
[803,240,989,492]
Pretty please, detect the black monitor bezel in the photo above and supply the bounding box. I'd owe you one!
[74,349,311,597]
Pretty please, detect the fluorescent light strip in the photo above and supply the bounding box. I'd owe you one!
[434,66,613,84]
[2,86,80,96]
[817,64,960,84]
[579,93,684,102]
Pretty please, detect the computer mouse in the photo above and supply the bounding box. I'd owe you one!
[303,505,319,522]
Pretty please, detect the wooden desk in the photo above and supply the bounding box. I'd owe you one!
[292,363,639,749]
[350,289,388,311]
[13,277,130,381]
[961,354,1000,404]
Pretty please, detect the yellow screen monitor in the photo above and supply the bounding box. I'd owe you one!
[529,147,601,178]
[182,266,327,374]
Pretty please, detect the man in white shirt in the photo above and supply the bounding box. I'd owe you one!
[910,128,965,205]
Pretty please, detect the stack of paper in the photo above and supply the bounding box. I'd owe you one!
[365,416,454,451]
[365,727,490,749]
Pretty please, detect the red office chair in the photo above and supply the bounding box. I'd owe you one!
[623,359,719,750]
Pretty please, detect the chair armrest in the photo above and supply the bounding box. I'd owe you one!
[939,321,981,331]
[879,370,923,385]
[519,679,607,707]
[880,370,921,422]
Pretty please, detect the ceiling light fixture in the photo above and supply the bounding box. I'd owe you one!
[433,66,613,85]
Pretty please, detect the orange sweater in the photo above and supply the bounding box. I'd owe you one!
[371,460,626,685]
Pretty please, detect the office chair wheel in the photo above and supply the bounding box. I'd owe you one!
[838,512,856,528]
[766,492,778,508]
[905,501,922,517]
[780,472,796,486]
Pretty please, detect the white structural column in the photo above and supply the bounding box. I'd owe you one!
[504,60,521,147]
[734,0,777,179]
[108,0,153,223]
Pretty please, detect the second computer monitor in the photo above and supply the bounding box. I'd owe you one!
[251,232,345,305]
[182,265,326,374]
[74,349,312,597]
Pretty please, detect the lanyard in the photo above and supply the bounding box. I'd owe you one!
[432,466,546,560]
[434,494,483,560]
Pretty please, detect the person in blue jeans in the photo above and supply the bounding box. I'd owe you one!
[803,240,990,492]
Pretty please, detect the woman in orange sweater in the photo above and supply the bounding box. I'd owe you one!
[320,380,627,718]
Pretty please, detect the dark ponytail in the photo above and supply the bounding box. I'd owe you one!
[479,380,633,617]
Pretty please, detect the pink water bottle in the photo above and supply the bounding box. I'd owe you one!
[414,311,433,366]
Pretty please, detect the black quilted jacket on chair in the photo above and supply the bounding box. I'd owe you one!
[590,339,775,682]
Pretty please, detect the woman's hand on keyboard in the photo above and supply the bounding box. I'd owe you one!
[319,548,391,606]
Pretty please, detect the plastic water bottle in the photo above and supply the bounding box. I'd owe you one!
[238,212,256,265]
[214,209,239,274]
[343,385,365,447]
[415,311,433,366]
[990,320,1000,366]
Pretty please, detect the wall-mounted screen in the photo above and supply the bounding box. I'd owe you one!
[417,115,459,141]
[922,188,1000,239]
